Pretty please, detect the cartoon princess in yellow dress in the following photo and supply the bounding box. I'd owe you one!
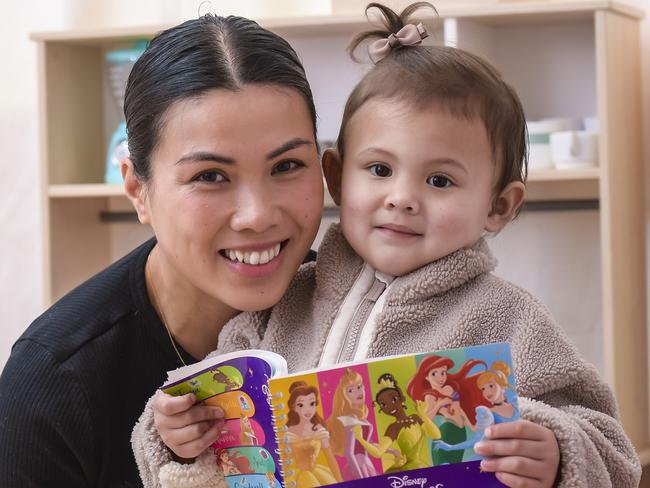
[283,381,343,487]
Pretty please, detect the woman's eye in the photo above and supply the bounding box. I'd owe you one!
[427,175,452,188]
[194,170,227,183]
[272,159,302,175]
[368,163,392,178]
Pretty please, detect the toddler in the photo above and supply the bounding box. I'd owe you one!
[133,3,641,487]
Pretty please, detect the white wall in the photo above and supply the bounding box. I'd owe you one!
[1,1,649,378]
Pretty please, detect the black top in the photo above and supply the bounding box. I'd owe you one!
[0,239,196,487]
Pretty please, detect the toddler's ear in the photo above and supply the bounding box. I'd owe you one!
[485,181,525,232]
[322,149,343,206]
[122,158,151,225]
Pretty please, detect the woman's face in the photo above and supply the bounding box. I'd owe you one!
[345,381,365,406]
[136,85,323,312]
[481,380,503,404]
[377,389,404,417]
[294,393,317,422]
[425,366,448,389]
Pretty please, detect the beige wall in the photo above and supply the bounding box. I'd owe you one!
[1,0,649,382]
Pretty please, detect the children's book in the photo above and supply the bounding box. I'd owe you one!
[162,343,519,488]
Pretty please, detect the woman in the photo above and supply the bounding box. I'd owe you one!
[0,12,323,488]
[354,374,440,473]
[283,381,342,487]
[406,356,487,465]
[326,368,377,480]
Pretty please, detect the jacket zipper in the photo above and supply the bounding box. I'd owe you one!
[336,277,387,363]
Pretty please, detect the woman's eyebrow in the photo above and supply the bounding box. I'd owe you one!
[176,151,235,165]
[266,138,313,160]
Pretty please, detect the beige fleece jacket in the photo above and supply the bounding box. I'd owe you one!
[132,223,641,488]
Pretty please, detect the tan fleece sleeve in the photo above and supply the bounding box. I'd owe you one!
[519,396,640,487]
[131,397,226,488]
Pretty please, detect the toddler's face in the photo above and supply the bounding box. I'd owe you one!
[331,99,499,276]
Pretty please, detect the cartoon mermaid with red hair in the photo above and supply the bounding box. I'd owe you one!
[406,355,488,465]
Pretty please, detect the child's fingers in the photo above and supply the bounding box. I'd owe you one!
[159,418,217,451]
[494,471,543,488]
[153,390,196,416]
[480,455,546,480]
[474,438,544,461]
[484,420,549,442]
[155,403,224,431]
[169,419,225,460]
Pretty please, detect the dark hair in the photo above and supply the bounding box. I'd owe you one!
[375,373,404,403]
[339,2,528,197]
[286,381,325,431]
[124,13,317,181]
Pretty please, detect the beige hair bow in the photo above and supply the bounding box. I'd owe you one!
[368,22,429,64]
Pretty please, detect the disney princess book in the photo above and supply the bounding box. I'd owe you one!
[162,343,519,488]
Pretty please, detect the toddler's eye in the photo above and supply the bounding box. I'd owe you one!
[195,170,227,183]
[427,175,452,188]
[369,163,392,178]
[272,159,302,175]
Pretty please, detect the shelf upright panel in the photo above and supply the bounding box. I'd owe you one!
[595,9,649,455]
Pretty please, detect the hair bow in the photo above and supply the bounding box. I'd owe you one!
[368,22,428,64]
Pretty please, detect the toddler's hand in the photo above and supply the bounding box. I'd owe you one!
[474,420,560,488]
[152,390,225,461]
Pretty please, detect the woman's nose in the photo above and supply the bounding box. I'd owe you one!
[229,186,282,233]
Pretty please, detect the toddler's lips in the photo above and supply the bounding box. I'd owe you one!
[377,224,421,237]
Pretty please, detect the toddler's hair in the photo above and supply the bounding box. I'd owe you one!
[338,2,528,196]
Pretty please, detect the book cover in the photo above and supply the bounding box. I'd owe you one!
[162,343,518,488]
[269,343,517,488]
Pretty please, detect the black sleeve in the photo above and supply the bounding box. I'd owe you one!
[0,340,95,487]
[303,249,317,263]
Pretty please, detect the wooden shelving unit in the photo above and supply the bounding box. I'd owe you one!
[32,0,648,464]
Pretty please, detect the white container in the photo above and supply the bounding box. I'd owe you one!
[550,130,599,169]
[527,118,581,170]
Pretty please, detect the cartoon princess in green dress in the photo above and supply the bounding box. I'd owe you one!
[352,373,441,472]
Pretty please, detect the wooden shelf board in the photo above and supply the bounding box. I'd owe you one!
[49,183,339,208]
[49,183,124,198]
[30,1,643,44]
[527,167,600,182]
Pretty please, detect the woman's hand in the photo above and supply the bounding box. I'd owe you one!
[152,390,225,461]
[474,420,560,488]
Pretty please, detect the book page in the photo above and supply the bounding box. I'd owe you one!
[269,343,517,488]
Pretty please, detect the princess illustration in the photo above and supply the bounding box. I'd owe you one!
[433,406,495,459]
[325,369,377,480]
[283,381,343,487]
[353,373,441,472]
[215,448,253,476]
[212,368,242,391]
[406,356,488,464]
[239,414,258,446]
[476,361,519,423]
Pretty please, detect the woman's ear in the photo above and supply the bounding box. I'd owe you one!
[122,158,151,225]
[322,149,343,206]
[485,181,525,232]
